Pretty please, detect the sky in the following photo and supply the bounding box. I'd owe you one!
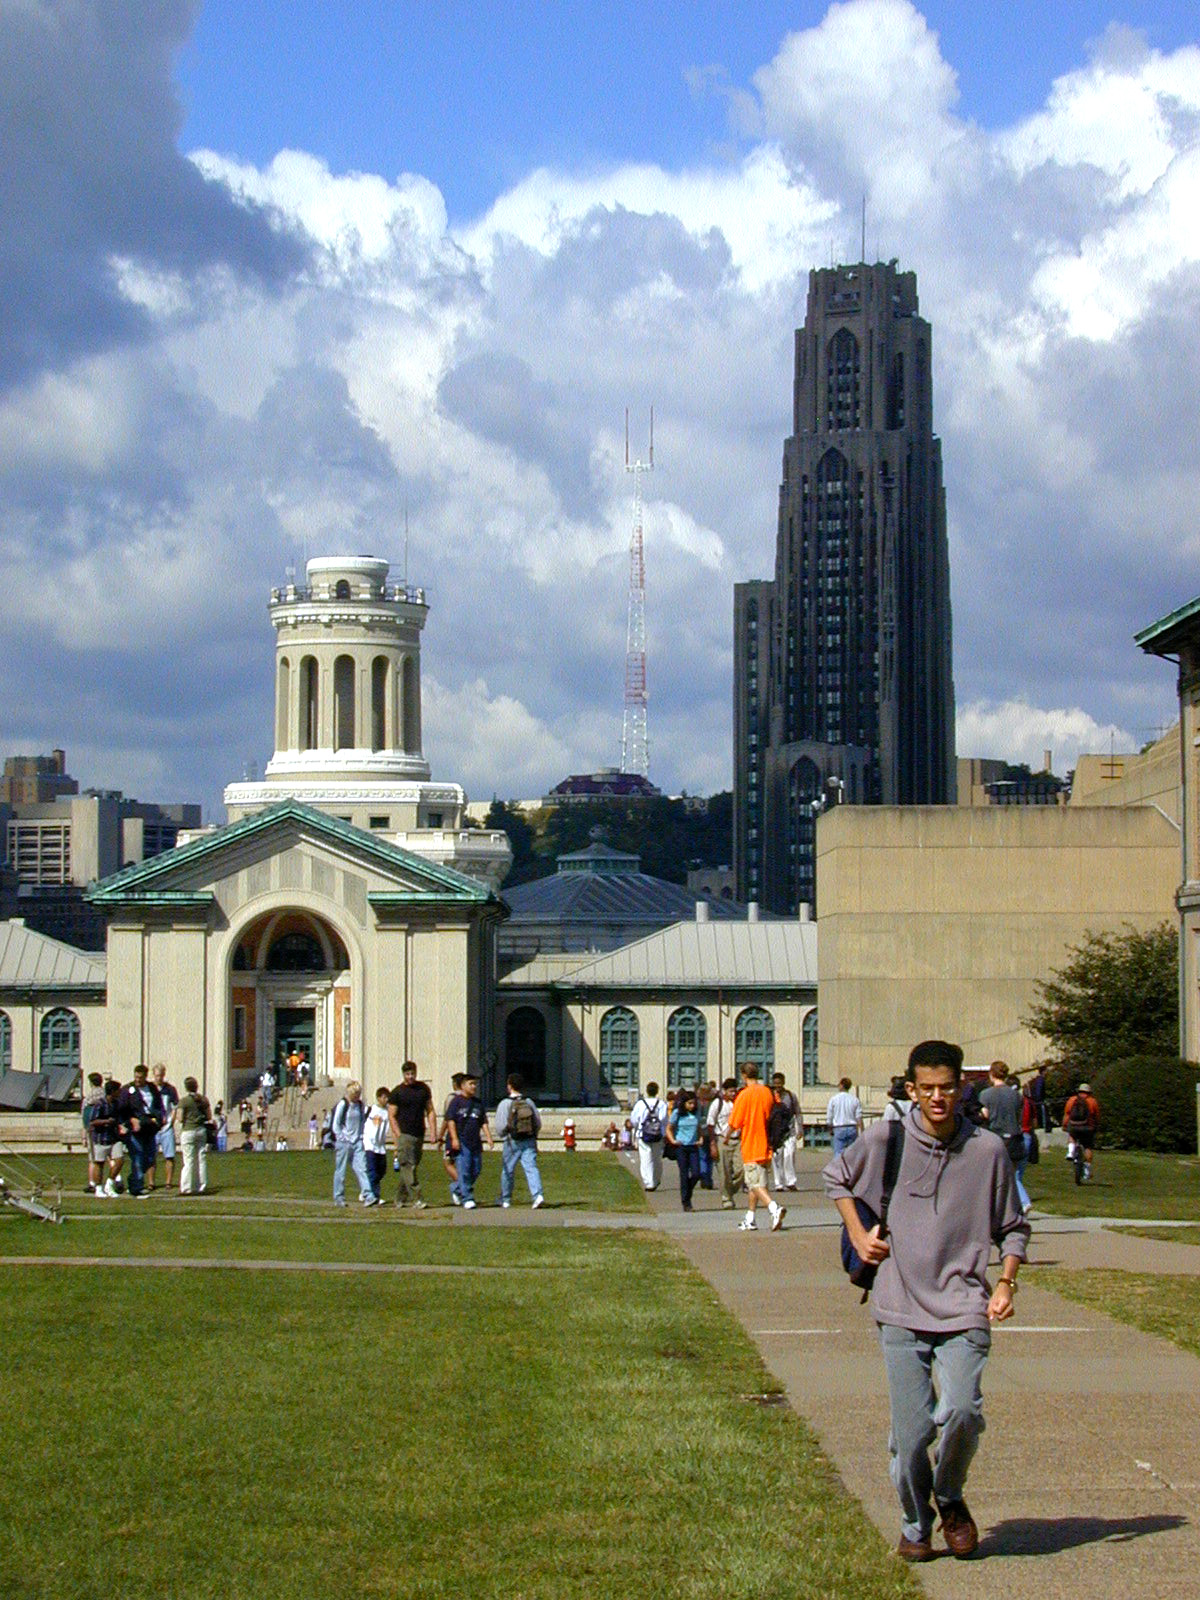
[2,1,1198,819]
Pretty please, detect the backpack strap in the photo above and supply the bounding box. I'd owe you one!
[875,1119,906,1240]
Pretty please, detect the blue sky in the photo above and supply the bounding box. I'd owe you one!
[177,2,1200,217]
[2,1,1198,815]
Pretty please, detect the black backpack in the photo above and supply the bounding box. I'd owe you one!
[509,1097,538,1140]
[638,1099,663,1144]
[767,1099,792,1151]
[840,1120,906,1301]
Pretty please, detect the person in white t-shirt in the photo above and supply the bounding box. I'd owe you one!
[706,1077,744,1209]
[826,1077,863,1156]
[362,1087,391,1202]
[629,1082,669,1191]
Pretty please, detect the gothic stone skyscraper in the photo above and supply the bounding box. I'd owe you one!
[734,260,956,914]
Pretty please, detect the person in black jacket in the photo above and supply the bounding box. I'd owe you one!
[116,1064,164,1198]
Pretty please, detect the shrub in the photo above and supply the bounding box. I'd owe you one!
[1088,1057,1198,1154]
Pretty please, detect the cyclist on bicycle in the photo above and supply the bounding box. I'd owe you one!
[1063,1082,1100,1182]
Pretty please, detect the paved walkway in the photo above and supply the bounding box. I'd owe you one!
[639,1150,1200,1598]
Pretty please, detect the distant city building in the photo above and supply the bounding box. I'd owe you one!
[735,259,956,914]
[957,756,1068,808]
[0,749,77,806]
[686,865,736,900]
[543,768,662,805]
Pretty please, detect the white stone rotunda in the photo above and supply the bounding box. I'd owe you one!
[223,555,511,889]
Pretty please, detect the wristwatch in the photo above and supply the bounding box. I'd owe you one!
[998,1276,1019,1291]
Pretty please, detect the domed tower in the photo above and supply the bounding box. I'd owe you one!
[224,555,510,888]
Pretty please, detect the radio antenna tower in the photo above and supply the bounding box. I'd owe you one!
[621,408,653,778]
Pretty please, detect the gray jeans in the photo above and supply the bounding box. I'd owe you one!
[395,1133,424,1202]
[878,1323,990,1541]
[719,1141,744,1205]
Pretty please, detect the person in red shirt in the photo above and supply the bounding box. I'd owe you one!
[726,1062,786,1232]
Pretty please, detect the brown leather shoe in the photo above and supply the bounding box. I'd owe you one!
[938,1500,979,1558]
[895,1534,934,1562]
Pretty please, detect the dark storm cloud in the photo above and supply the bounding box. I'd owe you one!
[0,0,304,391]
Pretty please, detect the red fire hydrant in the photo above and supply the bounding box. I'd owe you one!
[562,1117,576,1152]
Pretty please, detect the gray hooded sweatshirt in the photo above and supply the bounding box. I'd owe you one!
[823,1104,1030,1333]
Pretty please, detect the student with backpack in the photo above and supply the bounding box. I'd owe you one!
[1062,1082,1101,1182]
[630,1082,669,1192]
[665,1087,705,1211]
[494,1072,545,1210]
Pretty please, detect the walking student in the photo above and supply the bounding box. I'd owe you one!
[363,1087,391,1202]
[495,1072,544,1209]
[707,1078,743,1209]
[630,1081,669,1192]
[665,1086,704,1211]
[331,1082,375,1207]
[769,1073,801,1191]
[824,1039,1029,1562]
[177,1077,212,1196]
[726,1062,786,1232]
[826,1077,863,1155]
[388,1059,435,1209]
[444,1072,493,1209]
[978,1060,1031,1213]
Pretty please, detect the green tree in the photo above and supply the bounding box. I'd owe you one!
[1024,922,1179,1072]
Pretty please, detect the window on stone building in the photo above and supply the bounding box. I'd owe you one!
[599,1006,639,1093]
[666,1006,706,1088]
[802,1009,819,1086]
[0,1010,10,1073]
[39,1008,80,1072]
[233,1006,247,1053]
[735,1007,774,1075]
[342,1005,351,1053]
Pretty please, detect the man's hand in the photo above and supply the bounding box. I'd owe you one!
[987,1281,1016,1322]
[856,1222,890,1266]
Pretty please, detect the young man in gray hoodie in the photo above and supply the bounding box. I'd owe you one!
[823,1039,1030,1563]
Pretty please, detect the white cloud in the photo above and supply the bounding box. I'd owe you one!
[956,700,1136,776]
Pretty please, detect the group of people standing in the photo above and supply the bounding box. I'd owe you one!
[325,1064,546,1212]
[82,1064,214,1197]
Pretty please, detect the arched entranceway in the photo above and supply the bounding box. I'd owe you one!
[505,1006,547,1091]
[229,910,352,1094]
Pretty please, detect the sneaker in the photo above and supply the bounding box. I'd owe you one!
[463,1199,477,1210]
[363,1195,379,1207]
[769,1201,787,1231]
[136,1190,150,1199]
[739,1215,758,1231]
[450,1191,463,1207]
[896,1534,934,1563]
[501,1200,511,1209]
[531,1193,544,1210]
[938,1500,978,1559]
[103,1179,119,1198]
[334,1198,347,1207]
[394,1198,408,1208]
[1083,1165,1092,1181]
[412,1199,427,1210]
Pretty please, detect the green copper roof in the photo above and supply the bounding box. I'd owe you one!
[1135,593,1200,655]
[87,800,498,907]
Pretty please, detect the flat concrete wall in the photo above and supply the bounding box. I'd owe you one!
[816,805,1180,1084]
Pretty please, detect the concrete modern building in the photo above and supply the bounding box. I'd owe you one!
[223,555,510,890]
[815,804,1180,1085]
[1137,601,1200,1063]
[735,259,956,914]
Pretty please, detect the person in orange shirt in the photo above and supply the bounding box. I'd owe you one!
[726,1061,787,1232]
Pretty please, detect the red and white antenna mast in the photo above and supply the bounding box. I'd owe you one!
[621,407,653,778]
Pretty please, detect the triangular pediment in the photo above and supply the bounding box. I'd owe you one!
[88,801,497,908]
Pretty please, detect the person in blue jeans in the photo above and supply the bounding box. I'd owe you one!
[444,1072,493,1210]
[331,1082,375,1207]
[495,1072,545,1209]
[115,1065,165,1198]
[666,1087,704,1211]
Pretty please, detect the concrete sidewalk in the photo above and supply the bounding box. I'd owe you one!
[642,1151,1200,1598]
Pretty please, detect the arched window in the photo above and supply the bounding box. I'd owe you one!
[788,756,821,911]
[599,1007,639,1093]
[401,656,420,754]
[334,655,355,751]
[266,932,326,972]
[40,1008,80,1071]
[276,656,291,751]
[335,579,351,599]
[735,1007,774,1075]
[802,1009,819,1086]
[666,1006,706,1089]
[300,656,319,750]
[505,1006,546,1090]
[827,328,860,430]
[371,656,388,752]
[0,1010,10,1073]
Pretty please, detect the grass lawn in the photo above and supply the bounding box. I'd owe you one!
[0,1224,917,1600]
[7,1148,649,1215]
[1114,1225,1200,1247]
[1026,1149,1200,1220]
[1038,1268,1200,1361]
